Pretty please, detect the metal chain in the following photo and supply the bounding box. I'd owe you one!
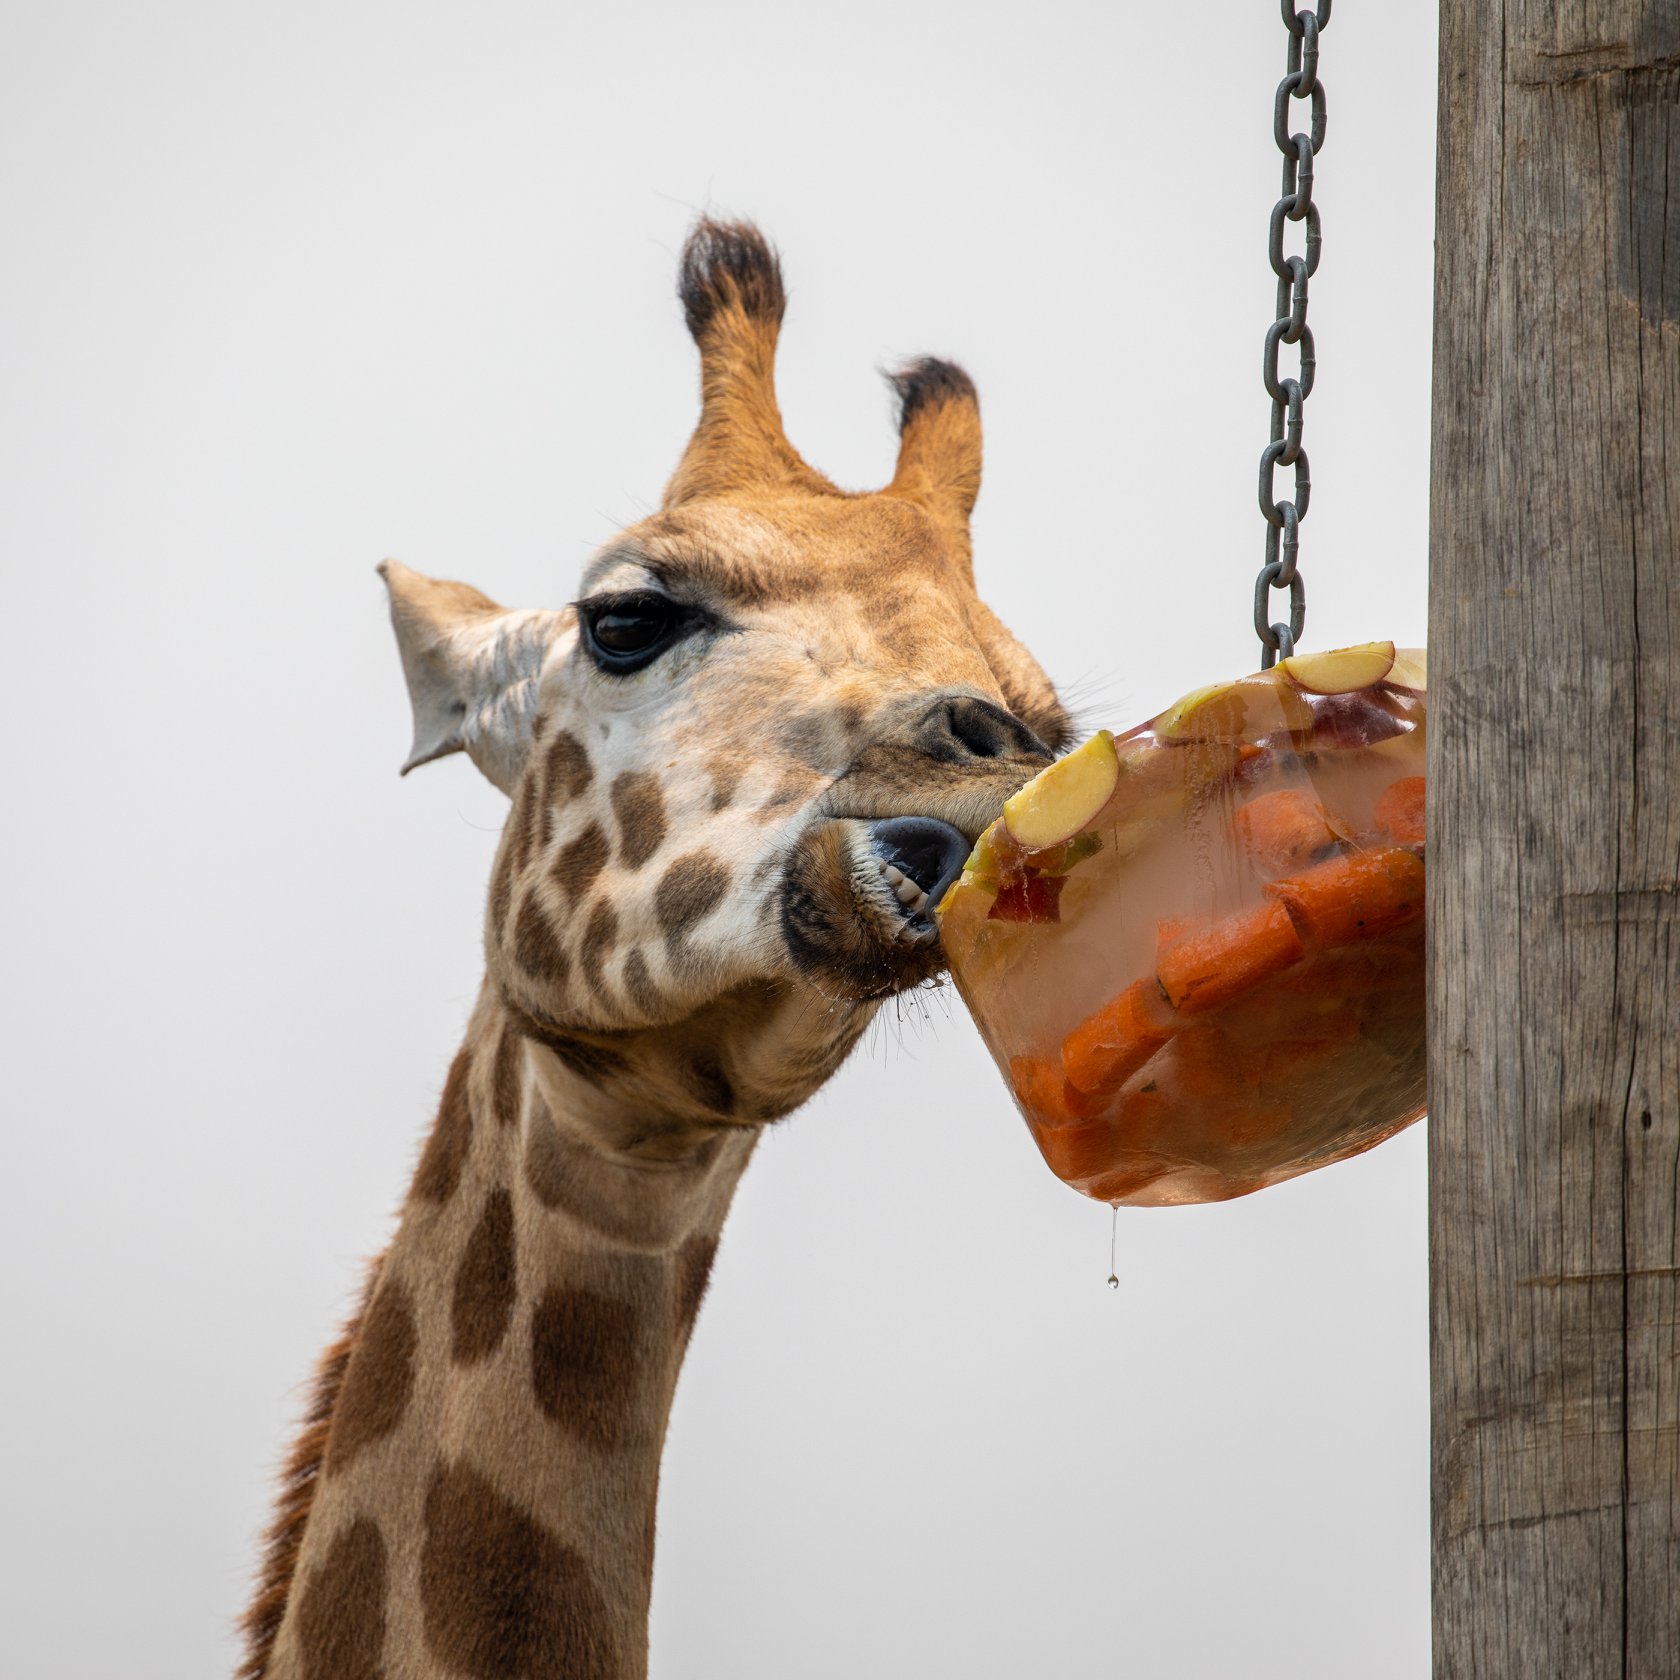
[1254,0,1329,666]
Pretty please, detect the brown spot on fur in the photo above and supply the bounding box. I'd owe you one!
[506,778,535,875]
[326,1278,418,1474]
[553,820,611,903]
[654,851,731,952]
[488,841,514,936]
[238,1255,385,1680]
[545,728,594,801]
[513,892,569,983]
[451,1189,517,1365]
[621,950,665,1019]
[707,757,745,811]
[676,1233,719,1341]
[526,1109,711,1237]
[683,1054,735,1117]
[758,776,813,814]
[421,1461,620,1679]
[491,1026,523,1125]
[610,771,667,868]
[502,997,632,1084]
[777,711,832,767]
[774,1024,863,1095]
[578,900,620,997]
[523,772,545,861]
[550,1033,627,1082]
[524,1107,570,1210]
[640,1496,658,1588]
[531,1285,642,1450]
[297,1517,387,1680]
[412,1050,472,1204]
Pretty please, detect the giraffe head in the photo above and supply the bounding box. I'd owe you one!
[382,221,1067,1124]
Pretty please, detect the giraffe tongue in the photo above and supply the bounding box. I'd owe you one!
[867,818,970,916]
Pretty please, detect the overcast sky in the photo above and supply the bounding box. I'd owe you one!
[0,4,1437,1675]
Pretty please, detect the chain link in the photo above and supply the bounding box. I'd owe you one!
[1255,0,1329,666]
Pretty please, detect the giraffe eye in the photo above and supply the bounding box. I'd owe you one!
[579,592,689,673]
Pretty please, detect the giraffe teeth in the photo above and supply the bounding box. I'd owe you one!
[877,858,933,937]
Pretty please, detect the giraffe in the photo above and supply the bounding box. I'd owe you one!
[240,218,1071,1679]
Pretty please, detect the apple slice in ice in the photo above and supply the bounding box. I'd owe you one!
[1386,647,1427,694]
[1002,730,1119,850]
[1023,830,1103,876]
[953,824,1010,894]
[1154,672,1313,742]
[1278,640,1396,695]
[988,874,1067,923]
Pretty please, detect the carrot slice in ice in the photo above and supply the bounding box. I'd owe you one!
[1114,1082,1171,1147]
[1232,787,1341,874]
[1010,1055,1110,1124]
[1156,900,1305,1015]
[1062,978,1177,1094]
[1372,775,1426,847]
[1266,846,1425,947]
[1170,1020,1254,1098]
[1223,956,1369,1049]
[1275,945,1392,992]
[1155,916,1196,962]
[1225,1098,1295,1148]
[1032,1112,1123,1182]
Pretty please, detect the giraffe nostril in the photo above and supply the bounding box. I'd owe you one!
[929,697,1051,764]
[867,817,970,907]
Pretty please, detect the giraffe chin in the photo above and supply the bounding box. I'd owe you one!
[778,816,969,1000]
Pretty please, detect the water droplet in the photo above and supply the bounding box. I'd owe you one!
[1107,1273,1120,1291]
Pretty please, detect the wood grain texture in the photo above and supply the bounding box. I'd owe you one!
[1430,2,1680,1674]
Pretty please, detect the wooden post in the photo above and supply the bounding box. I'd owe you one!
[1430,2,1680,1673]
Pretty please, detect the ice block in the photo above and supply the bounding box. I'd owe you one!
[937,641,1428,1206]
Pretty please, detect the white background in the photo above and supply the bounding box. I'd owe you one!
[0,3,1436,1675]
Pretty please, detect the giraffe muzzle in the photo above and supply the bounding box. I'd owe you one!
[780,732,1044,997]
[866,817,969,934]
[777,814,980,998]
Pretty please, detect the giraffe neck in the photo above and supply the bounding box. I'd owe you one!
[258,983,761,1680]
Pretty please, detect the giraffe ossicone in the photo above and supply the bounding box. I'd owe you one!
[243,218,1069,1680]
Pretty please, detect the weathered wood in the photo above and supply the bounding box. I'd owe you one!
[1430,2,1680,1674]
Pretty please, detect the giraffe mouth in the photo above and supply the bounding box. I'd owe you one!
[778,815,972,997]
[864,816,970,943]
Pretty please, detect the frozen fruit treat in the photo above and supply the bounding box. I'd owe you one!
[937,642,1427,1207]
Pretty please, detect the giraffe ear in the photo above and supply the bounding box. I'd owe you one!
[378,559,570,796]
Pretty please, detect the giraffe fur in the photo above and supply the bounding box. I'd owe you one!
[242,217,1069,1679]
